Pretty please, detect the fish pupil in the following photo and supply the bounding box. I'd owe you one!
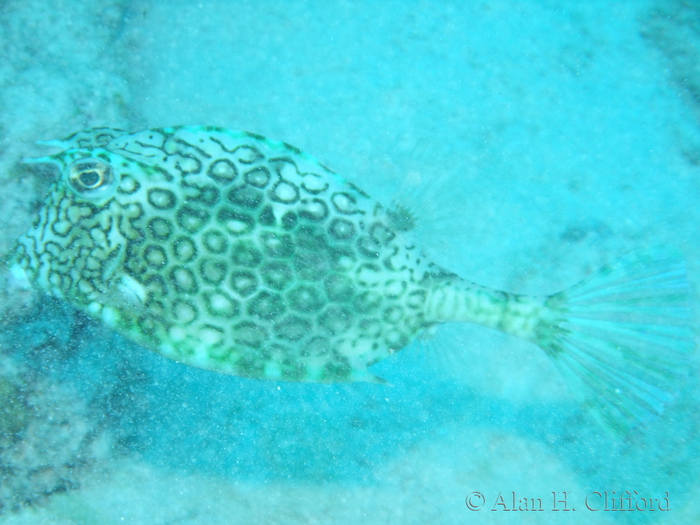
[79,169,102,188]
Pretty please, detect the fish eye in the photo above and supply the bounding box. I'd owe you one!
[67,158,116,198]
[78,168,102,188]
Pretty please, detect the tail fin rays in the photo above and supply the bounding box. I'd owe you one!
[538,248,696,434]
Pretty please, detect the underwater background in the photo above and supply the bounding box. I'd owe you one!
[1,0,700,523]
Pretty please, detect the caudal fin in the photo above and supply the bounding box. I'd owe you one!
[538,248,696,434]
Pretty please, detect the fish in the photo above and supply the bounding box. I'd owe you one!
[7,126,696,433]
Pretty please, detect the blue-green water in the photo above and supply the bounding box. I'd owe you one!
[1,1,700,523]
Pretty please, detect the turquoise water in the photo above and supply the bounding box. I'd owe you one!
[1,1,700,523]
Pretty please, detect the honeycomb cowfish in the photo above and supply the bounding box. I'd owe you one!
[9,126,696,433]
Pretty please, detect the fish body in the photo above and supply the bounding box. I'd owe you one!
[9,126,696,432]
[11,126,501,382]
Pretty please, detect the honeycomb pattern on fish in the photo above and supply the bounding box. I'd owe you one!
[13,126,454,382]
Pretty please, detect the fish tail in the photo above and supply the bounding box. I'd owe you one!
[536,247,696,434]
